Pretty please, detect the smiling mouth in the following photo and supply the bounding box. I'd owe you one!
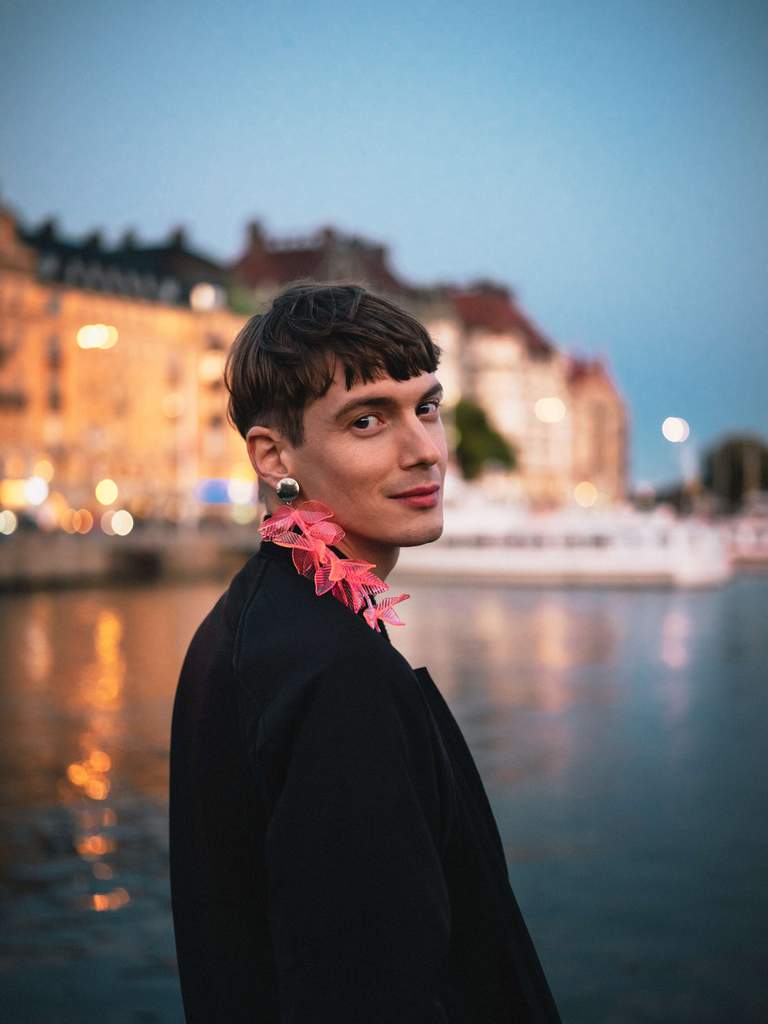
[389,484,440,499]
[389,484,441,508]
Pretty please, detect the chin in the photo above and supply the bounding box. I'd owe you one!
[393,514,444,548]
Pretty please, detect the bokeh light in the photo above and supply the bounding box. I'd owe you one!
[189,282,222,310]
[89,888,130,912]
[95,478,119,505]
[227,477,254,504]
[534,396,567,423]
[0,510,18,535]
[662,416,690,443]
[574,481,599,507]
[231,504,258,524]
[111,510,134,536]
[77,324,119,349]
[24,476,49,506]
[77,509,95,534]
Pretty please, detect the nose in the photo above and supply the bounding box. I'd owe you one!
[399,413,445,469]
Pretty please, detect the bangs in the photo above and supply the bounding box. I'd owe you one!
[224,282,442,447]
[294,331,440,405]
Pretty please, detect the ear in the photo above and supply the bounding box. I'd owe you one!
[246,425,294,490]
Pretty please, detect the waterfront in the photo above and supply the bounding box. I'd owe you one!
[0,568,766,1023]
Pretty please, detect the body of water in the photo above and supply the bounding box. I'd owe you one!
[1,568,766,1023]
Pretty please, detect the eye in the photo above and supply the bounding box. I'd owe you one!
[351,413,382,431]
[418,399,442,416]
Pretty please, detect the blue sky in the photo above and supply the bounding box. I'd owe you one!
[2,0,766,488]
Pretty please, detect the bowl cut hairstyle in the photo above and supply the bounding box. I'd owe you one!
[223,281,442,448]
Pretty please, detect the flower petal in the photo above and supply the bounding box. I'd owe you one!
[258,506,299,540]
[308,520,345,545]
[363,605,381,631]
[271,531,317,549]
[293,500,337,525]
[292,547,315,576]
[313,560,336,596]
[264,500,407,629]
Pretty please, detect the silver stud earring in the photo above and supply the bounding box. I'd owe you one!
[275,476,300,504]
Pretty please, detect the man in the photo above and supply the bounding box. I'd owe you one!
[169,282,562,1022]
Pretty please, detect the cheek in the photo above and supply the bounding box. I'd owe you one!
[298,445,379,501]
[334,451,393,513]
[342,457,386,503]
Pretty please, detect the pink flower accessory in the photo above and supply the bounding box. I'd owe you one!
[258,499,409,632]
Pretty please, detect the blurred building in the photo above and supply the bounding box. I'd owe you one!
[230,220,465,412]
[0,201,629,532]
[0,207,248,528]
[451,282,628,507]
[566,353,629,506]
[232,224,629,509]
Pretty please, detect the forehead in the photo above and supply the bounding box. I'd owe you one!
[313,366,440,414]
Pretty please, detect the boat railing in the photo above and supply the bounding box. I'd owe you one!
[440,523,728,551]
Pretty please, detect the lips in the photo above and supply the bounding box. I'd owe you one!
[389,484,441,499]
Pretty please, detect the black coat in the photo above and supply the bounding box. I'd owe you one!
[169,534,562,1022]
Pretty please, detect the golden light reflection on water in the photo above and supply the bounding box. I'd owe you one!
[75,608,126,712]
[61,606,131,911]
[76,834,116,858]
[1,582,218,814]
[530,601,588,671]
[393,583,621,713]
[21,596,54,688]
[89,887,130,912]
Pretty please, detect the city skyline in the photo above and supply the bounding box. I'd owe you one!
[2,0,766,488]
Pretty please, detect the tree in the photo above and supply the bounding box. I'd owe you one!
[453,398,516,480]
[701,433,768,512]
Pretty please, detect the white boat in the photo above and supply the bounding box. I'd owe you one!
[393,484,733,589]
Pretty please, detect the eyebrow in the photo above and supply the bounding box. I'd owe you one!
[332,381,444,424]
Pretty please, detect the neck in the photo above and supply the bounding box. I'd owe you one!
[334,534,399,581]
[263,497,400,580]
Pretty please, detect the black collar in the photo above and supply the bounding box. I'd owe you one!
[258,512,391,643]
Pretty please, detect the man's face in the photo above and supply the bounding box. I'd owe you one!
[282,367,448,562]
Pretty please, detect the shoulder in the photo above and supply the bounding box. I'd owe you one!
[174,537,437,753]
[226,547,455,843]
[181,544,418,703]
[235,547,404,681]
[230,547,440,749]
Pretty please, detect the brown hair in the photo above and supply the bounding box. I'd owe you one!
[224,281,441,446]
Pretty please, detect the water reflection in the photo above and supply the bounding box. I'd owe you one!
[0,581,223,1023]
[21,596,54,687]
[387,581,629,801]
[659,606,692,671]
[391,580,623,713]
[0,572,766,1023]
[55,607,124,911]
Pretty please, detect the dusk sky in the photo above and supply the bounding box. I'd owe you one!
[2,0,766,489]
